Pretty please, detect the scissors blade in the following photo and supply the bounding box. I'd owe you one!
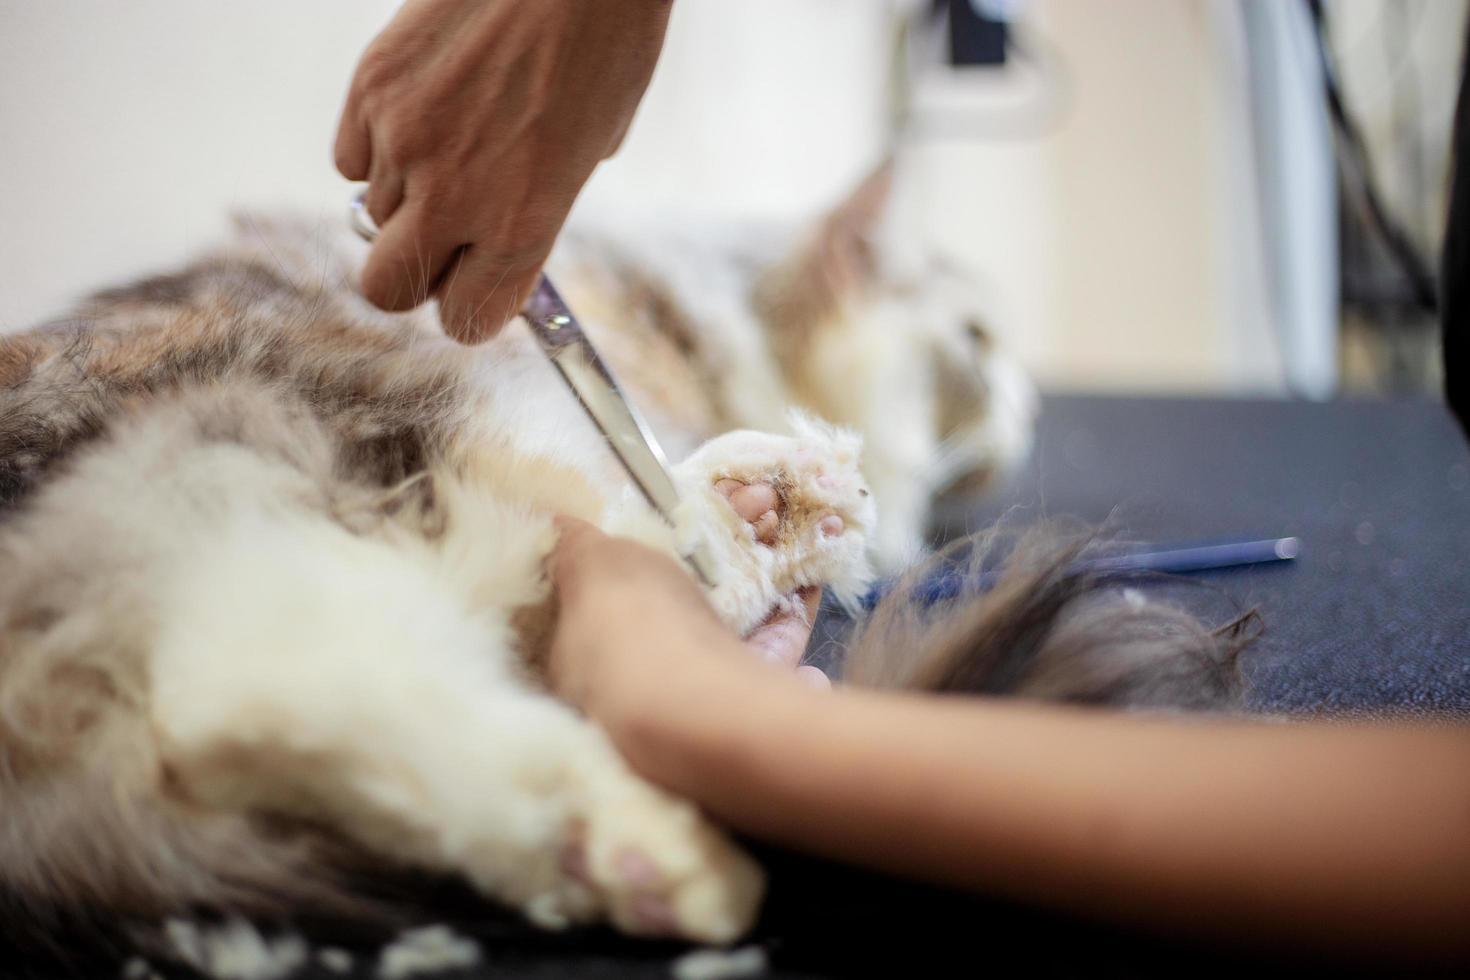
[347,190,717,585]
[522,279,720,586]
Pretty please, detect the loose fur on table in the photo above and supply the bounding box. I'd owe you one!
[0,163,1247,970]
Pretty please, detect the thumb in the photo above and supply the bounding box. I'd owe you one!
[333,101,371,181]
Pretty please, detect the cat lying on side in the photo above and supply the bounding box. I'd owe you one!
[549,161,1038,571]
[0,165,1243,960]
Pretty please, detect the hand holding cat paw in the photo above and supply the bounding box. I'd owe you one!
[546,519,825,727]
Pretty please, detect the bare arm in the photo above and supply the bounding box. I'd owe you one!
[638,679,1470,959]
[549,522,1470,962]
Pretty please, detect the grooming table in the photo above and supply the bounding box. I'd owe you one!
[43,395,1470,980]
[923,393,1470,715]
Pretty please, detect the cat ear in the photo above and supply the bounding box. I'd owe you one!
[827,158,896,237]
[807,157,896,299]
[756,158,896,331]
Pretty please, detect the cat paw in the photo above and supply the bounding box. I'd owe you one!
[673,414,877,634]
[562,781,764,943]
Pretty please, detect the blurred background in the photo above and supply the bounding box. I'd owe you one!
[0,0,1463,400]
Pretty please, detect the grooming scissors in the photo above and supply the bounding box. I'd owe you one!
[349,191,719,586]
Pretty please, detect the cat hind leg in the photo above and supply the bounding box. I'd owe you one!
[146,508,762,943]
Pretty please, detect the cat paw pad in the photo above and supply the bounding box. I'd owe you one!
[713,475,850,546]
[573,789,764,943]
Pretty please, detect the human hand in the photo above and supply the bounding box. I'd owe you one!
[334,0,672,341]
[547,519,827,725]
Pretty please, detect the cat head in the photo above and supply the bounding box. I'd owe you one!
[754,158,1037,496]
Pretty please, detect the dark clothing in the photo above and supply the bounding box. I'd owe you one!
[1442,21,1470,436]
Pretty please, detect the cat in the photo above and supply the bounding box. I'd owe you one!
[0,163,1245,963]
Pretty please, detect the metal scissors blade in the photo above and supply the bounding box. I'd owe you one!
[348,190,718,585]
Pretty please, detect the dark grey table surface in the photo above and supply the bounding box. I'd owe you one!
[925,394,1470,715]
[51,395,1470,980]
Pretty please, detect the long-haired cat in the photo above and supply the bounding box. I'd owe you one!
[0,163,1245,962]
[552,161,1038,571]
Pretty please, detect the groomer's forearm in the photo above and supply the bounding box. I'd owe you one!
[617,672,1470,960]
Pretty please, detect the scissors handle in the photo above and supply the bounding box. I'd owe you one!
[349,190,380,242]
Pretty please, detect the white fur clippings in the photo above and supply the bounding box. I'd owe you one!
[376,925,481,979]
[671,945,770,980]
[163,918,308,980]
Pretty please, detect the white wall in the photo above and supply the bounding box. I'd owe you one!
[0,1,397,329]
[0,0,1289,394]
[583,0,894,221]
[591,0,1286,392]
[994,0,1278,392]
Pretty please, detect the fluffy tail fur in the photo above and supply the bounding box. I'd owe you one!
[844,524,1255,710]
